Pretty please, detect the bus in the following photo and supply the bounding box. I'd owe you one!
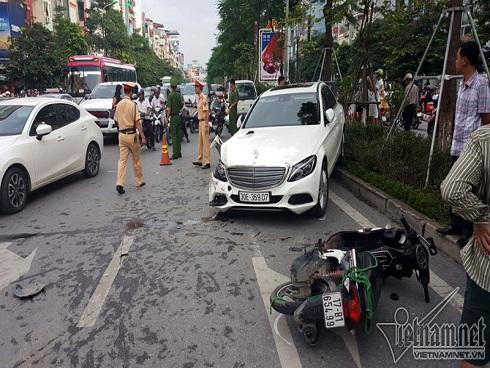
[67,55,137,97]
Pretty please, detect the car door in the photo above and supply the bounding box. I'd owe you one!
[28,104,64,185]
[321,85,338,171]
[54,103,85,172]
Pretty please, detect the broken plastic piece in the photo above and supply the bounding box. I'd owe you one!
[14,282,45,299]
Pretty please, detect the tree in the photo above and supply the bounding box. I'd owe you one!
[8,24,60,89]
[85,0,129,57]
[54,14,88,68]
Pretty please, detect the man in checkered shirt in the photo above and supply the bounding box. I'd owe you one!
[438,41,490,246]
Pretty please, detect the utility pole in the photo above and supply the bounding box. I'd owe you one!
[437,0,463,152]
[284,0,290,79]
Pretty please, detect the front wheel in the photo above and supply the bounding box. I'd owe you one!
[310,161,329,217]
[82,143,100,178]
[0,167,29,214]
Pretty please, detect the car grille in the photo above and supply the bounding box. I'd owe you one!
[227,166,287,189]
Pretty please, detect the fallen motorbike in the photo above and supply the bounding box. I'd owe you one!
[270,217,437,345]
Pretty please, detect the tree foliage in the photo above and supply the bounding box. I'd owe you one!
[8,24,60,89]
[54,15,89,67]
[207,0,285,82]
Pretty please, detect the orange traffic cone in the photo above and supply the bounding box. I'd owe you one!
[160,135,172,166]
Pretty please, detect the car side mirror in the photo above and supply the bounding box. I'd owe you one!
[325,108,335,124]
[36,123,52,140]
[237,115,244,129]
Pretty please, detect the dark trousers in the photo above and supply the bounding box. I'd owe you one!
[181,119,189,139]
[449,155,473,236]
[402,104,417,131]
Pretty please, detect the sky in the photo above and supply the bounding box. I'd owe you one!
[142,0,220,67]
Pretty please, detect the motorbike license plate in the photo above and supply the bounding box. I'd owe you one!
[238,192,270,203]
[322,292,345,329]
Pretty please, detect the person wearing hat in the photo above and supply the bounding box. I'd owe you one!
[227,79,239,135]
[375,69,388,123]
[166,77,184,159]
[193,80,211,169]
[402,73,419,131]
[114,82,146,194]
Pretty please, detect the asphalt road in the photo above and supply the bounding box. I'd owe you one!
[0,130,467,368]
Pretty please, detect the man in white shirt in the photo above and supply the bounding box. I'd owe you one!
[136,89,154,150]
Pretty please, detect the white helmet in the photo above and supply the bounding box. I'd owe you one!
[404,73,413,80]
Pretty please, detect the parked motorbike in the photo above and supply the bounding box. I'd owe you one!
[424,94,439,136]
[152,107,163,143]
[180,107,198,134]
[270,217,437,345]
[210,101,226,137]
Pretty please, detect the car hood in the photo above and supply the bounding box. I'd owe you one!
[221,126,321,167]
[0,135,18,154]
[79,98,112,110]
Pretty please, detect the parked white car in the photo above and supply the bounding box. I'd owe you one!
[80,82,141,137]
[210,82,344,217]
[0,98,103,214]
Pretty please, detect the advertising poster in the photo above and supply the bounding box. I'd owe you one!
[0,3,11,61]
[259,28,284,82]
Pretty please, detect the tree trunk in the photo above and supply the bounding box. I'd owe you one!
[437,0,463,152]
[322,0,333,82]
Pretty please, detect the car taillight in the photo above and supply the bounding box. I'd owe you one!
[343,285,362,328]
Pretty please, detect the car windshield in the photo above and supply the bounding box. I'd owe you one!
[244,93,319,128]
[181,84,209,95]
[0,105,34,136]
[237,83,257,100]
[90,84,122,99]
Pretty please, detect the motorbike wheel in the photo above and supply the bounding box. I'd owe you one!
[302,323,319,346]
[270,280,329,316]
[155,126,161,143]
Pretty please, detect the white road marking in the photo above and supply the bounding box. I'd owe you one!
[78,235,135,328]
[274,314,293,346]
[330,191,464,314]
[0,242,37,291]
[252,257,303,368]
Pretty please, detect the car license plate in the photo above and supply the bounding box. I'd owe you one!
[238,192,270,203]
[322,292,345,329]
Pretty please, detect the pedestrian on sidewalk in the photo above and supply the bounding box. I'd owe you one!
[167,77,184,159]
[193,80,211,169]
[441,124,490,368]
[227,79,239,135]
[401,73,419,131]
[438,40,490,246]
[114,82,145,195]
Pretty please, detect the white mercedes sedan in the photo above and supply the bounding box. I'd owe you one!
[209,82,344,217]
[0,98,103,214]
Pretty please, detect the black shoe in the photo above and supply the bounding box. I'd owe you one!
[437,225,460,236]
[202,164,211,170]
[171,155,179,160]
[193,161,202,166]
[116,185,125,194]
[137,182,146,188]
[186,137,190,143]
[178,154,182,158]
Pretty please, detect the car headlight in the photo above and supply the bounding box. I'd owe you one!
[288,156,317,182]
[213,161,227,182]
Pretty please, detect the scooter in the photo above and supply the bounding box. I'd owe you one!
[270,217,437,345]
[153,107,163,143]
[210,103,226,137]
[425,94,439,136]
[140,112,155,151]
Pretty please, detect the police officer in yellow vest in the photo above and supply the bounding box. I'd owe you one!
[114,82,145,194]
[192,80,211,169]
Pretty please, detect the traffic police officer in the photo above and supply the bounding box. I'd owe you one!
[193,80,211,169]
[166,77,184,159]
[114,82,145,194]
[228,79,239,135]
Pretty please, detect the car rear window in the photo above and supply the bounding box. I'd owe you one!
[0,105,34,136]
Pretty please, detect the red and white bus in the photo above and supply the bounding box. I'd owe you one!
[67,55,137,97]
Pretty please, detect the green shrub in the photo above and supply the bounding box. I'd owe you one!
[342,122,450,224]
